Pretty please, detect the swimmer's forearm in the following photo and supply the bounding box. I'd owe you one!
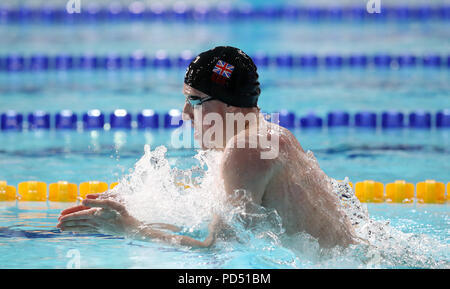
[131,225,215,248]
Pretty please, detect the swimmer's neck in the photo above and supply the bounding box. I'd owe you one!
[219,110,266,151]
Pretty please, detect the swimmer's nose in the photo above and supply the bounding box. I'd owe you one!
[182,102,194,121]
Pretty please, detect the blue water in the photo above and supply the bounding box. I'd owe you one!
[1,21,449,54]
[0,129,449,186]
[1,69,449,113]
[0,202,447,269]
[0,1,449,269]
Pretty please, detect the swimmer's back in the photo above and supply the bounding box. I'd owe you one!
[245,122,358,248]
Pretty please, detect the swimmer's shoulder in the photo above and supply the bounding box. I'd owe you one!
[223,131,278,169]
[224,122,302,158]
[221,140,281,197]
[266,122,305,154]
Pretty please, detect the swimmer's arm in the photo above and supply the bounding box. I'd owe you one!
[58,198,217,249]
[133,224,217,248]
[301,162,358,247]
[221,145,279,211]
[140,214,223,248]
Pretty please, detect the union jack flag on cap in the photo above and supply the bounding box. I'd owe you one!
[212,60,234,79]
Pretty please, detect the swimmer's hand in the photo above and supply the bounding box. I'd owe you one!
[57,198,141,236]
[57,192,115,220]
[57,198,217,248]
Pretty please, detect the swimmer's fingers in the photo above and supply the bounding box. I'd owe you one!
[58,208,99,223]
[82,199,129,216]
[59,193,116,219]
[59,205,91,219]
[60,225,99,234]
[58,214,116,233]
[59,219,98,229]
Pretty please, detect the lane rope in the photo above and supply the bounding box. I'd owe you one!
[0,180,448,203]
[1,53,449,71]
[1,5,449,22]
[2,109,449,131]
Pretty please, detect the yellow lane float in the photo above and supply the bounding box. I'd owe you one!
[79,181,109,199]
[447,183,450,203]
[355,180,384,203]
[18,181,47,201]
[416,180,446,204]
[386,180,415,203]
[48,181,78,202]
[0,181,17,201]
[0,180,448,204]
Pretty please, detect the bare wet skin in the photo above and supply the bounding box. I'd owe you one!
[221,119,358,248]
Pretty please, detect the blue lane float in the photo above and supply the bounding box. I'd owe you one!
[422,55,442,67]
[153,51,172,68]
[355,111,377,128]
[327,111,350,127]
[4,54,25,71]
[2,5,450,23]
[382,111,404,128]
[28,111,50,130]
[104,55,123,70]
[55,110,77,129]
[299,55,319,67]
[299,113,323,128]
[373,55,392,67]
[324,55,344,67]
[54,55,74,70]
[78,54,99,69]
[436,110,450,128]
[30,55,49,70]
[177,51,194,68]
[348,55,368,67]
[276,54,294,67]
[397,55,416,67]
[83,109,105,130]
[137,109,159,129]
[110,109,131,129]
[128,53,148,69]
[252,53,270,67]
[164,109,183,128]
[409,111,431,128]
[1,53,450,71]
[278,110,296,128]
[1,110,23,130]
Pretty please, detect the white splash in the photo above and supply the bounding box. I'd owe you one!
[108,145,227,230]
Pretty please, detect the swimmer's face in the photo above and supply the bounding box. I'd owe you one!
[182,84,228,149]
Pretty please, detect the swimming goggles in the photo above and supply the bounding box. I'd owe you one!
[185,95,215,107]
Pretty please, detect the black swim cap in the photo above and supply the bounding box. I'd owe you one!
[184,46,261,108]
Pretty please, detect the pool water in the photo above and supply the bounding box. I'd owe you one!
[1,21,449,55]
[1,69,449,113]
[1,0,449,269]
[0,195,448,268]
[0,128,449,186]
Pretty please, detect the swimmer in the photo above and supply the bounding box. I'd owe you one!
[57,46,358,248]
